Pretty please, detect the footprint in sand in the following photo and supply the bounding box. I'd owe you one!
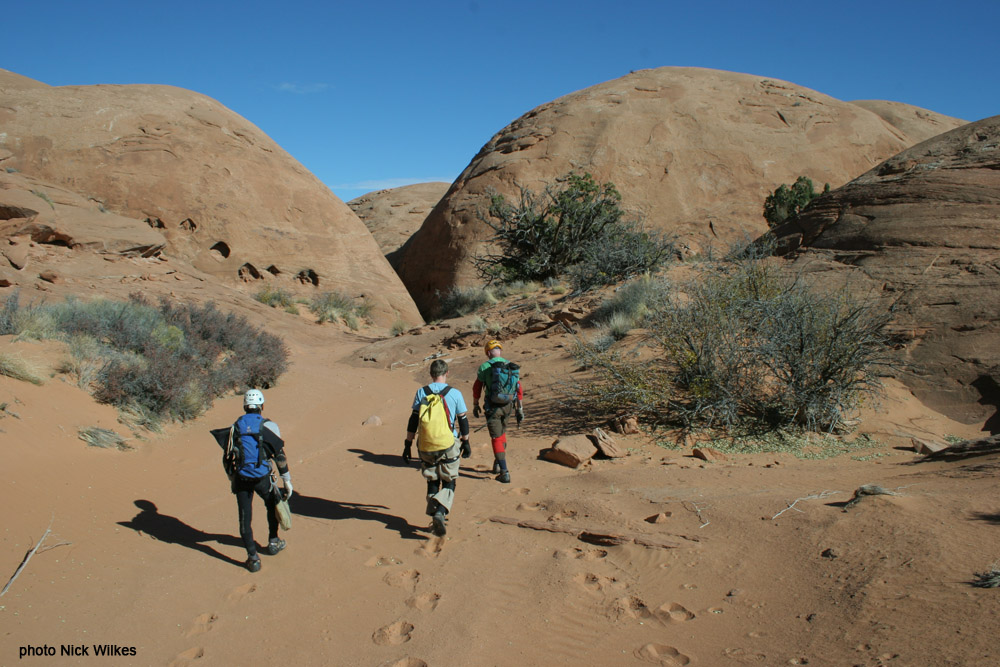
[365,555,404,567]
[722,647,767,663]
[185,613,218,637]
[226,583,256,601]
[406,592,441,612]
[554,547,608,561]
[377,658,428,667]
[383,569,420,591]
[415,539,443,559]
[510,487,531,496]
[168,646,204,666]
[573,572,621,593]
[610,595,651,622]
[635,643,690,666]
[517,502,545,511]
[372,621,415,646]
[655,602,696,623]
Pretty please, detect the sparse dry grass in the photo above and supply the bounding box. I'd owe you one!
[0,353,45,385]
[78,426,132,451]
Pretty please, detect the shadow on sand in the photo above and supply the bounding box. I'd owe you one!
[118,499,244,567]
[291,494,426,540]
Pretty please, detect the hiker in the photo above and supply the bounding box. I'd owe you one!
[472,340,523,484]
[230,389,293,572]
[402,359,472,537]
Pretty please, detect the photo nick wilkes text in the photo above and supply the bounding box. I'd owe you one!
[19,644,138,658]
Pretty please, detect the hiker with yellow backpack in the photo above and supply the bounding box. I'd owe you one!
[402,359,472,537]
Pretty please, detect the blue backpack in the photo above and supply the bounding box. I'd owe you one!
[223,413,271,479]
[488,361,520,406]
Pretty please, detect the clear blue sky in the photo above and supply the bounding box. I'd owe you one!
[4,1,997,202]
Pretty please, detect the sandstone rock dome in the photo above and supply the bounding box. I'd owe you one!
[395,67,965,313]
[347,182,449,267]
[0,69,421,324]
[769,115,1000,425]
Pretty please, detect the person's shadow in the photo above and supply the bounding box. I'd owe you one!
[291,494,426,540]
[118,500,244,566]
[348,447,492,480]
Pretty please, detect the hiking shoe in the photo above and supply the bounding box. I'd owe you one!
[246,556,261,573]
[496,471,511,484]
[267,538,286,555]
[491,460,502,475]
[431,510,447,537]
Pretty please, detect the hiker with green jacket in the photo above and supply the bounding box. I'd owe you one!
[472,340,523,484]
[403,359,472,537]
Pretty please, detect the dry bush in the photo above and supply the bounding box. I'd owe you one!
[0,353,45,385]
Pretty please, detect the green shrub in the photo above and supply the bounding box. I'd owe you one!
[309,291,370,328]
[476,171,674,287]
[255,286,295,309]
[437,286,498,318]
[763,176,829,227]
[592,275,666,326]
[571,248,893,432]
[390,319,408,336]
[0,292,289,424]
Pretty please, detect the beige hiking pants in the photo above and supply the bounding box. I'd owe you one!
[419,440,461,512]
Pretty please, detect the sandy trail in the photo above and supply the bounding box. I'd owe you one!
[3,325,999,666]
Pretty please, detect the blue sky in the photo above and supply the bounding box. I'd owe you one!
[4,1,997,202]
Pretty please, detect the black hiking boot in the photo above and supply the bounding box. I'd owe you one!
[431,510,447,537]
[246,556,261,573]
[267,538,286,555]
[496,471,511,484]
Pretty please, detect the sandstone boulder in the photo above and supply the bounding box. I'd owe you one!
[769,116,1000,424]
[0,69,421,325]
[395,67,965,312]
[347,182,449,266]
[541,435,598,468]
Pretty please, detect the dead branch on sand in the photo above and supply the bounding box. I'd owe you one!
[1,518,71,597]
[681,500,711,528]
[772,490,842,520]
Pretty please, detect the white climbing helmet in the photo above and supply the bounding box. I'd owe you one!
[244,389,265,407]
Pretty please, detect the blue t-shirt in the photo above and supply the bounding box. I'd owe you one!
[412,382,468,437]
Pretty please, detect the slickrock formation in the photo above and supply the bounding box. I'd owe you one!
[347,182,449,266]
[769,115,1000,424]
[0,69,421,324]
[394,67,964,312]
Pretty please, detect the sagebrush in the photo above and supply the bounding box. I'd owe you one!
[571,246,894,432]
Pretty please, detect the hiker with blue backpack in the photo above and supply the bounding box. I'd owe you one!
[473,340,523,484]
[402,359,472,537]
[225,389,293,572]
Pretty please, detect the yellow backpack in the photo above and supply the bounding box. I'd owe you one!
[418,385,454,452]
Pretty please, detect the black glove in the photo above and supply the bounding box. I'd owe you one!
[473,404,481,419]
[460,439,472,459]
[402,439,413,465]
[516,406,524,427]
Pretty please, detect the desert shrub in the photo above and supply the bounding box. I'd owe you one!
[467,316,488,333]
[592,275,667,326]
[572,249,893,432]
[390,319,408,336]
[971,564,1000,588]
[763,176,830,227]
[437,286,498,318]
[78,426,131,451]
[0,291,57,340]
[255,286,295,309]
[0,292,288,425]
[476,171,674,287]
[0,353,45,385]
[309,290,370,328]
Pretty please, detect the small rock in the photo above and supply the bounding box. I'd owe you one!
[820,548,838,559]
[38,270,61,284]
[692,447,728,462]
[591,428,626,458]
[551,308,581,324]
[540,434,598,468]
[362,415,383,426]
[645,512,672,524]
[727,589,744,597]
[2,245,29,270]
[910,437,948,455]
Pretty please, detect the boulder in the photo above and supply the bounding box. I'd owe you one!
[0,68,421,325]
[541,435,598,468]
[394,67,964,311]
[910,437,948,455]
[592,428,626,458]
[347,182,449,266]
[769,116,1000,423]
